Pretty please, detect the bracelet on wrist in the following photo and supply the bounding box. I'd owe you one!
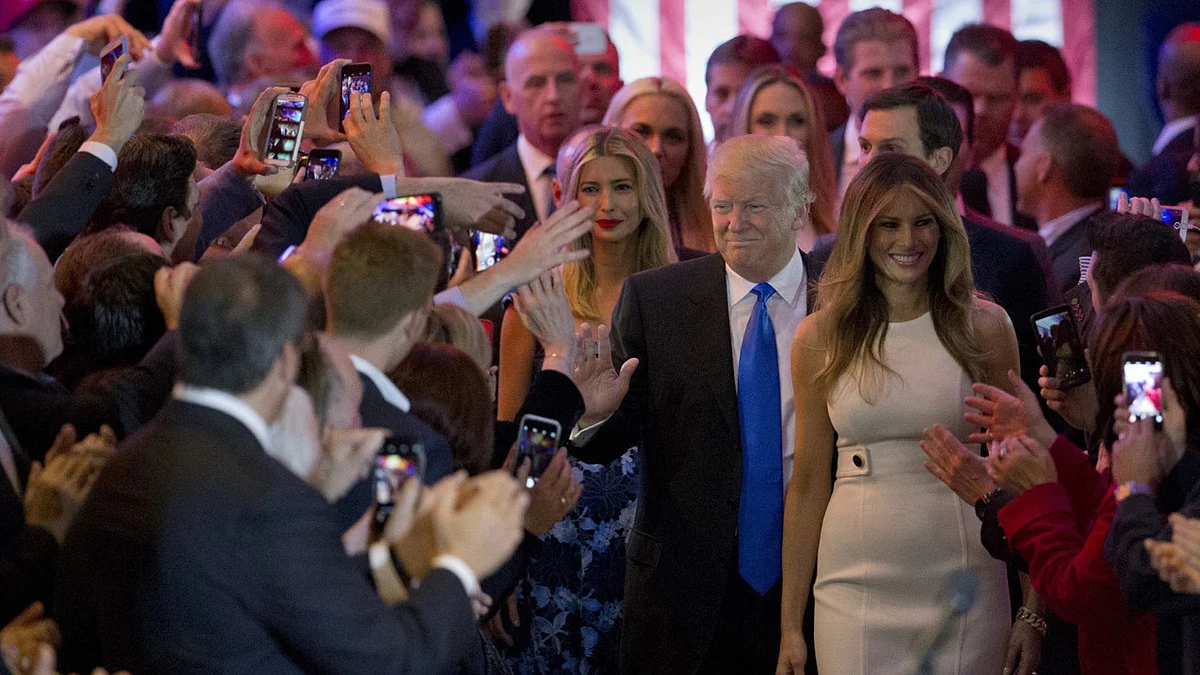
[1016,606,1047,637]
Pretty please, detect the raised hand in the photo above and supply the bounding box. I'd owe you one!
[987,435,1056,496]
[497,201,593,286]
[345,91,405,176]
[1111,418,1169,487]
[511,268,576,364]
[231,86,291,180]
[0,603,60,675]
[295,187,386,267]
[153,0,202,68]
[299,59,349,145]
[67,14,152,58]
[154,262,199,331]
[24,438,111,544]
[88,53,145,154]
[431,471,528,578]
[965,370,1057,447]
[920,424,995,504]
[574,323,638,428]
[310,428,386,502]
[425,178,526,238]
[1038,364,1098,433]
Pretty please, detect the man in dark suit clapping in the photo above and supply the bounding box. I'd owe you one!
[570,135,822,674]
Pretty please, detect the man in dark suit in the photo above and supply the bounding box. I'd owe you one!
[570,135,821,674]
[1128,23,1200,206]
[462,28,581,242]
[825,8,918,196]
[1014,102,1122,298]
[54,254,528,674]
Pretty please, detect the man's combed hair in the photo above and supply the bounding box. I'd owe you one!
[705,35,779,83]
[1086,211,1191,302]
[832,8,918,72]
[325,221,442,341]
[179,254,307,393]
[172,114,242,170]
[1016,40,1071,95]
[918,76,975,145]
[944,24,1019,72]
[1037,102,1119,203]
[860,82,963,162]
[89,134,197,242]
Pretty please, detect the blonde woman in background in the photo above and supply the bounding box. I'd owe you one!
[728,64,837,252]
[498,126,676,674]
[603,77,715,256]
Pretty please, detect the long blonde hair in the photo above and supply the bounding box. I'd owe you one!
[602,77,715,252]
[728,65,837,237]
[816,153,985,401]
[556,126,677,322]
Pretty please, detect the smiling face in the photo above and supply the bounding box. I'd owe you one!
[748,81,811,146]
[867,188,941,291]
[710,174,801,282]
[617,93,691,190]
[576,155,644,244]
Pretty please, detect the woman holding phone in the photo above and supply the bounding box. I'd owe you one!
[497,126,676,673]
[779,154,1029,674]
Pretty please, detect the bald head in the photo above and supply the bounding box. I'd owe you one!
[501,29,582,156]
[1159,23,1200,119]
[771,3,826,74]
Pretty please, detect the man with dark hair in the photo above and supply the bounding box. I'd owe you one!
[1129,23,1200,206]
[1011,39,1072,144]
[87,134,199,261]
[1086,211,1192,311]
[705,35,780,144]
[54,230,163,309]
[944,23,1023,227]
[770,3,849,131]
[1015,102,1121,296]
[828,7,918,194]
[55,254,529,673]
[171,114,242,177]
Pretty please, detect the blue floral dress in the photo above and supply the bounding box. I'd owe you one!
[507,447,641,675]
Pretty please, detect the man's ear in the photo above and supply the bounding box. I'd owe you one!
[928,146,955,176]
[2,284,25,326]
[1035,152,1054,186]
[500,80,515,115]
[833,65,848,97]
[277,340,301,388]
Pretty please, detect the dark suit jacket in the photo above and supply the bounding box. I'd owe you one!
[55,400,478,675]
[829,123,847,184]
[18,152,114,263]
[461,143,538,241]
[570,252,821,674]
[253,174,386,260]
[0,409,58,625]
[1128,126,1197,206]
[960,144,1029,229]
[469,100,520,168]
[1046,209,1104,299]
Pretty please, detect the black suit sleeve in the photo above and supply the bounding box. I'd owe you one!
[254,174,386,259]
[568,276,645,465]
[18,152,115,262]
[242,482,479,674]
[494,370,585,466]
[0,525,57,624]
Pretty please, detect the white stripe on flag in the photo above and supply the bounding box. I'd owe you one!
[685,0,739,141]
[930,0,984,74]
[852,0,901,12]
[610,0,663,83]
[1010,0,1064,47]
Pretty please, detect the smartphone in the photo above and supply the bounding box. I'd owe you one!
[1124,352,1164,427]
[186,2,202,64]
[99,36,127,84]
[567,22,608,56]
[1109,185,1129,211]
[472,232,508,271]
[373,436,425,523]
[1161,205,1190,242]
[339,62,373,132]
[372,194,442,233]
[515,414,561,489]
[264,93,307,168]
[304,148,341,180]
[1031,305,1091,390]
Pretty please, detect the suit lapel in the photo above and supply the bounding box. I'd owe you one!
[497,146,538,237]
[685,254,740,442]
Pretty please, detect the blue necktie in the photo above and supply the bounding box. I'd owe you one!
[737,282,783,594]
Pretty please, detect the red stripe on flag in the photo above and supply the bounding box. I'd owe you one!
[1060,0,1097,105]
[660,0,687,88]
[902,0,934,76]
[983,0,1013,31]
[739,0,772,37]
[571,0,608,28]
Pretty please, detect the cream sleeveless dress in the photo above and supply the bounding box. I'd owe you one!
[813,312,1009,675]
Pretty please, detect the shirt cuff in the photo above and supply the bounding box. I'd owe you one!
[433,286,467,309]
[432,554,479,597]
[380,174,398,199]
[570,417,609,444]
[79,141,118,170]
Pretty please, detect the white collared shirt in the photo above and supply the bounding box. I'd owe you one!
[173,384,273,450]
[1152,115,1198,157]
[726,249,808,487]
[979,144,1014,226]
[838,114,862,198]
[1038,202,1104,249]
[349,354,411,412]
[516,134,556,225]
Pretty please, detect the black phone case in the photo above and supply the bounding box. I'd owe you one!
[1030,305,1091,390]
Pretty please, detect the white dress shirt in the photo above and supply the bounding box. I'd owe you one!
[837,114,862,198]
[1152,115,1198,157]
[1037,202,1103,249]
[173,384,273,450]
[350,354,411,412]
[978,145,1014,226]
[516,134,556,224]
[726,249,808,486]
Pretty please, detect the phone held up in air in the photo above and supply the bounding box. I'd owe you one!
[1030,305,1091,390]
[372,193,443,234]
[99,36,127,84]
[515,414,561,489]
[1123,352,1164,428]
[1160,205,1190,242]
[373,436,425,524]
[339,62,373,132]
[264,93,307,168]
[304,148,341,180]
[472,232,508,271]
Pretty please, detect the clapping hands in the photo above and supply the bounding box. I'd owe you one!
[1145,514,1200,595]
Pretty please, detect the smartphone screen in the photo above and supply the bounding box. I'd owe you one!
[1108,186,1129,211]
[516,415,560,489]
[373,194,441,233]
[339,63,372,132]
[473,232,508,271]
[1124,354,1164,425]
[1161,205,1189,242]
[568,22,608,55]
[265,94,306,167]
[1032,306,1091,389]
[373,437,425,523]
[99,37,127,84]
[304,149,341,180]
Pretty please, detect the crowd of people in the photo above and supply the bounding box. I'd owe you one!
[0,0,1199,673]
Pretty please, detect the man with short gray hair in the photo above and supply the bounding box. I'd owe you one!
[207,0,317,107]
[568,134,821,673]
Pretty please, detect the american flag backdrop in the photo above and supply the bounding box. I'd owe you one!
[568,0,1097,141]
